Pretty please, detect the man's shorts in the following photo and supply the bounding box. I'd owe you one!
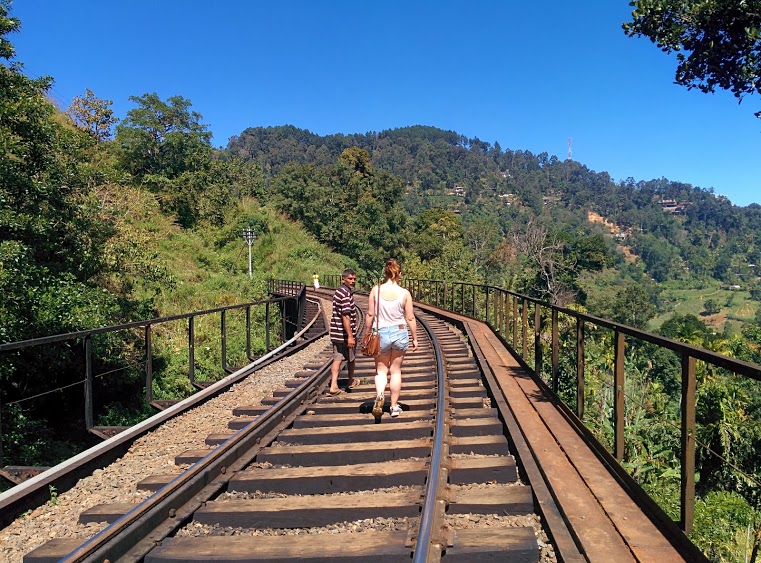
[378,325,409,353]
[333,342,356,362]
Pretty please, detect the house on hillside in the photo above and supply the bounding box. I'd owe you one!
[659,199,689,214]
[498,193,516,206]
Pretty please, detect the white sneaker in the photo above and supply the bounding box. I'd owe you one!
[390,404,403,417]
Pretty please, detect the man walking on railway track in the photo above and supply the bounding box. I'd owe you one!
[328,269,358,394]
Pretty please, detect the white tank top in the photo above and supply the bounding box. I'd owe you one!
[375,285,406,328]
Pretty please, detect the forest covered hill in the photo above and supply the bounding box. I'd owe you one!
[229,124,761,332]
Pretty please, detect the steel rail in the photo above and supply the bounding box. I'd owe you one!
[412,312,447,563]
[59,357,333,562]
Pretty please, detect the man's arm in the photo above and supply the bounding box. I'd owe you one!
[342,313,355,347]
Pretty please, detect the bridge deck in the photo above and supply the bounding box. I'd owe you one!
[419,301,690,562]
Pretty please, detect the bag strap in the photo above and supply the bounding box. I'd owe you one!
[374,280,380,331]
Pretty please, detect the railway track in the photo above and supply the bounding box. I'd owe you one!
[23,301,551,562]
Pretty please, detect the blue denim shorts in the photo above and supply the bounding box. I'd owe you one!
[378,325,409,353]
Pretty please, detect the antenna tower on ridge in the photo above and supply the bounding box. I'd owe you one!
[566,136,572,181]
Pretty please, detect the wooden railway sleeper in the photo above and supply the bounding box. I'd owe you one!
[26,304,545,562]
[50,357,335,562]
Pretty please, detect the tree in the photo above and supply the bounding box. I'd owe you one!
[1,4,113,341]
[660,313,712,346]
[410,208,464,261]
[270,148,406,272]
[624,0,761,119]
[67,88,118,140]
[511,219,577,305]
[115,93,214,225]
[704,298,721,315]
[610,284,659,328]
[115,92,212,180]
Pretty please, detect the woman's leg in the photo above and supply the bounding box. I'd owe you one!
[375,352,391,396]
[388,349,405,407]
[372,352,391,417]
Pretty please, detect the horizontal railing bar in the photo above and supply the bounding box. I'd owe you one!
[405,278,761,381]
[0,296,297,353]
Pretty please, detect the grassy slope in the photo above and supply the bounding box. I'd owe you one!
[102,191,354,399]
[648,280,758,335]
[123,197,355,314]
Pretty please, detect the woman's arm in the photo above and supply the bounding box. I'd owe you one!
[404,289,418,351]
[365,286,376,333]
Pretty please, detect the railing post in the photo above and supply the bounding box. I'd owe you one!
[681,354,696,534]
[188,316,195,384]
[265,301,271,351]
[499,291,504,335]
[245,306,252,359]
[576,319,585,419]
[221,310,227,371]
[534,303,542,378]
[614,329,625,462]
[499,291,505,334]
[521,298,528,358]
[472,284,476,317]
[485,287,490,324]
[495,289,499,329]
[145,324,153,405]
[84,335,93,430]
[282,300,287,343]
[551,309,559,393]
[512,296,518,348]
[491,288,496,327]
[460,284,465,315]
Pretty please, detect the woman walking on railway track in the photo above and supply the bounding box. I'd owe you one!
[365,258,418,419]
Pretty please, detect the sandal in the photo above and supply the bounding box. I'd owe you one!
[327,388,344,396]
[348,379,361,389]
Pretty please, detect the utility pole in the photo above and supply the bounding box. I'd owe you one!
[243,227,256,279]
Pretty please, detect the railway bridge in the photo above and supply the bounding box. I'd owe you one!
[1,277,759,562]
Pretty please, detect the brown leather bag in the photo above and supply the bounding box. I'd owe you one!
[360,331,380,357]
[360,282,381,357]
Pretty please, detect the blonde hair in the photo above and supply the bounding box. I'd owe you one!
[383,258,402,281]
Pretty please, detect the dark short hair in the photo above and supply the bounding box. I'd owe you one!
[341,268,356,278]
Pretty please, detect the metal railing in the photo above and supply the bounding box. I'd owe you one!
[0,293,304,466]
[400,278,761,536]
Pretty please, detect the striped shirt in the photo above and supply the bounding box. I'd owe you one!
[330,284,357,343]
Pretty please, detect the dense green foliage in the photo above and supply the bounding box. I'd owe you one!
[624,0,761,120]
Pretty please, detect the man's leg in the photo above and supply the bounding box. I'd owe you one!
[329,358,342,393]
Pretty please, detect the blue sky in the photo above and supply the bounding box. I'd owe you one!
[10,0,761,206]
